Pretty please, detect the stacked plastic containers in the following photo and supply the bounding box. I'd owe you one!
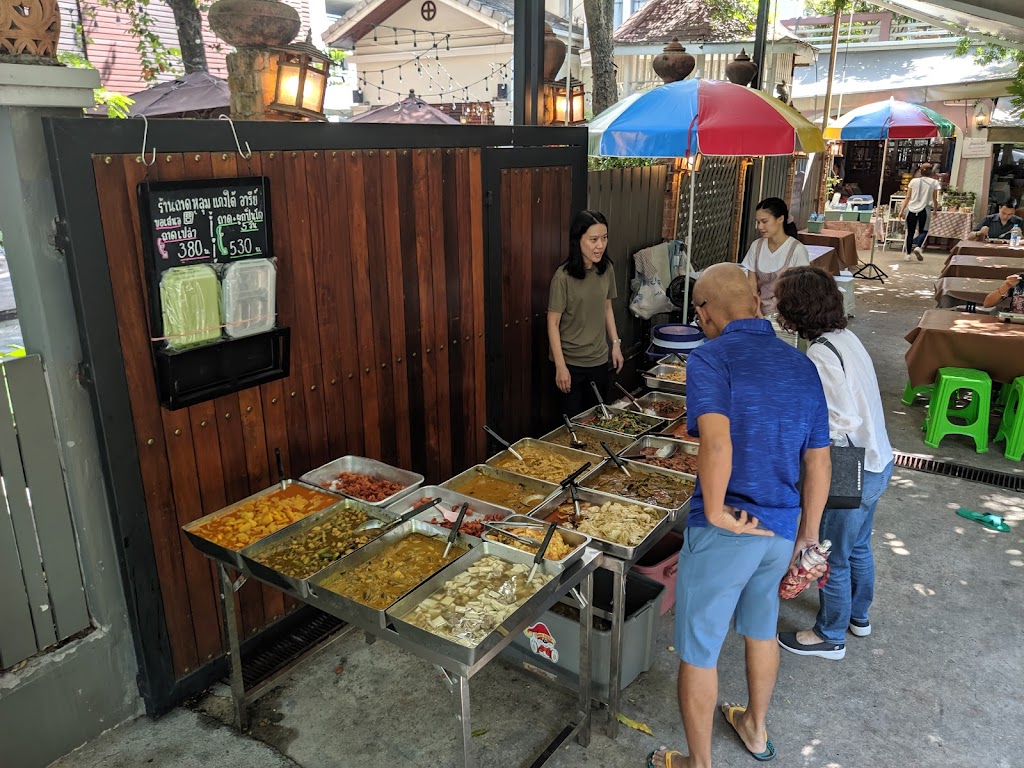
[160,265,222,350]
[222,258,277,339]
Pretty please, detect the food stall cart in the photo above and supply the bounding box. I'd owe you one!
[182,458,604,768]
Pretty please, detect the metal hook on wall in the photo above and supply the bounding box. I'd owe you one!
[219,114,253,161]
[134,114,157,166]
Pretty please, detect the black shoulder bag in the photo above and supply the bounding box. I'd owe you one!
[812,337,866,509]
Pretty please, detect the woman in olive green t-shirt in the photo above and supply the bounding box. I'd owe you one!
[547,210,624,418]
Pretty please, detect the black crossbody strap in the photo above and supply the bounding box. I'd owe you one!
[810,336,856,448]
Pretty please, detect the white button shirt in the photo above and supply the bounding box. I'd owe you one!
[807,329,894,474]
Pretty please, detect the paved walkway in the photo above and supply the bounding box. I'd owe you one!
[51,244,1024,768]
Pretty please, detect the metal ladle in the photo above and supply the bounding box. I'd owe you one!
[614,382,646,414]
[562,413,587,450]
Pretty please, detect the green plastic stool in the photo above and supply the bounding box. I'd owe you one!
[901,379,933,406]
[923,367,991,453]
[994,377,1024,462]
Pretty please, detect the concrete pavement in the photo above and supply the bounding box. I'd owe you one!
[50,245,1024,768]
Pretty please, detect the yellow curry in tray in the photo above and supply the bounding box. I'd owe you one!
[318,533,467,609]
[449,474,549,515]
[491,445,590,484]
[190,484,340,551]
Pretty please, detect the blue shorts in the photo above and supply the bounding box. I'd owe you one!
[674,526,793,669]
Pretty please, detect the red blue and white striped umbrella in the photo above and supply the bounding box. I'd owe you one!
[824,98,957,140]
[588,79,825,158]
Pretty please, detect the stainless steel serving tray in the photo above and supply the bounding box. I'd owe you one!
[182,480,345,570]
[480,513,591,569]
[528,486,675,562]
[485,438,598,485]
[537,424,635,455]
[385,486,513,529]
[239,497,396,599]
[300,455,425,507]
[579,458,695,519]
[657,354,691,367]
[387,541,567,670]
[609,391,687,420]
[441,465,558,516]
[571,406,665,438]
[620,435,700,479]
[643,364,687,395]
[307,519,478,630]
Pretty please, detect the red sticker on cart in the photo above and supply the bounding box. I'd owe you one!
[524,622,559,664]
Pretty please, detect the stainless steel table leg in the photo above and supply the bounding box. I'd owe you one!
[217,563,248,731]
[456,674,475,768]
[577,570,594,747]
[606,562,626,738]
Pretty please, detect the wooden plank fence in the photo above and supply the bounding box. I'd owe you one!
[0,355,91,671]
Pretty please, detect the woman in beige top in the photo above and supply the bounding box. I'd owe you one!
[740,198,811,317]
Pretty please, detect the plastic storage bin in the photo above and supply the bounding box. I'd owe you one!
[806,220,824,233]
[835,272,856,317]
[633,531,683,615]
[223,258,277,339]
[502,570,663,701]
[846,195,874,211]
[159,264,222,350]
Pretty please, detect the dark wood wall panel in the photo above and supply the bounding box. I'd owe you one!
[94,146,492,679]
[498,166,574,441]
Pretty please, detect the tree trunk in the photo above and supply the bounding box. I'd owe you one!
[584,0,616,116]
[165,0,209,74]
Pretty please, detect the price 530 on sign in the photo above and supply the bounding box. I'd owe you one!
[138,177,274,270]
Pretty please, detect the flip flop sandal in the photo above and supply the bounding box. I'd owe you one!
[720,703,776,762]
[956,508,1011,533]
[646,748,685,768]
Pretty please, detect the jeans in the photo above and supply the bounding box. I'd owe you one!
[814,459,894,645]
[905,209,929,253]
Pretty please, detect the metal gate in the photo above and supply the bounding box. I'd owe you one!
[0,355,90,672]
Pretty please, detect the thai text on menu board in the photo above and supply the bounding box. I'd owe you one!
[140,177,272,269]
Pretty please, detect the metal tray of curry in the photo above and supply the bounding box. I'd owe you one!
[182,481,345,570]
[240,498,398,598]
[480,514,591,568]
[387,542,567,666]
[530,486,674,562]
[621,436,700,478]
[580,458,695,517]
[486,439,598,485]
[308,520,477,630]
[537,424,635,455]
[441,465,558,516]
[610,391,687,420]
[571,406,665,437]
[643,364,687,394]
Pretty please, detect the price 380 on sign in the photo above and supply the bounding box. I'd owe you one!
[137,177,273,269]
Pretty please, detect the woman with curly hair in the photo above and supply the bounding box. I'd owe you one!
[773,266,893,661]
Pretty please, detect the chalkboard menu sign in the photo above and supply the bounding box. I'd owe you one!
[137,176,272,269]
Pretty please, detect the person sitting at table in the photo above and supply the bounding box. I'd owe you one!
[982,272,1024,314]
[967,199,1023,241]
[740,198,810,317]
[898,163,941,262]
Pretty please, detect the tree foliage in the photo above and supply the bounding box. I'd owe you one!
[710,0,758,34]
[955,37,1024,111]
[58,49,134,117]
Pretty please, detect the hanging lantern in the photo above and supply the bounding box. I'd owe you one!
[652,37,695,84]
[551,79,585,124]
[269,32,331,120]
[725,48,758,87]
[2,0,61,58]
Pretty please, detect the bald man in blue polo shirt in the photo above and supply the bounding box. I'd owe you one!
[649,264,831,768]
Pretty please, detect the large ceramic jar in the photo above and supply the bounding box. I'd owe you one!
[543,23,566,81]
[725,48,758,87]
[208,0,300,48]
[652,38,694,84]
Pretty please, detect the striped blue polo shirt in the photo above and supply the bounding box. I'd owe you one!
[685,318,830,540]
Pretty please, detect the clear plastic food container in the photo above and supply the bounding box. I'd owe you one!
[159,264,222,350]
[222,258,277,338]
